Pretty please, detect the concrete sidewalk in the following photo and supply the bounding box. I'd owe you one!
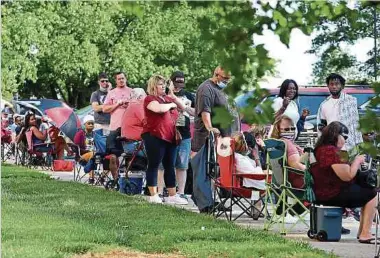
[41,169,380,258]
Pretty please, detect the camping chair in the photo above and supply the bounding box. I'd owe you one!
[116,137,147,194]
[213,137,269,221]
[25,130,55,170]
[263,138,310,235]
[1,128,14,162]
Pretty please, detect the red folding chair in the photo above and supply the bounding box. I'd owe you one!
[214,137,270,221]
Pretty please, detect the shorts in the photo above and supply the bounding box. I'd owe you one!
[159,138,191,170]
[317,183,376,208]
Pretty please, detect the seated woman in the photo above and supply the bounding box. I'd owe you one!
[233,133,265,190]
[74,115,118,184]
[270,115,307,188]
[23,113,69,160]
[311,121,377,244]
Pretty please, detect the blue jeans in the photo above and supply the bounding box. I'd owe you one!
[158,138,191,170]
[142,133,177,188]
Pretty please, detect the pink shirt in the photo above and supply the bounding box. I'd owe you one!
[104,86,133,130]
[121,101,145,141]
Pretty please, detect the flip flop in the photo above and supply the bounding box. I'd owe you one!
[356,233,375,239]
[358,238,380,244]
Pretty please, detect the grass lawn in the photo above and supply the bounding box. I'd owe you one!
[1,164,333,258]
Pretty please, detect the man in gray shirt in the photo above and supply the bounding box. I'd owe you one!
[90,72,111,135]
[192,66,240,152]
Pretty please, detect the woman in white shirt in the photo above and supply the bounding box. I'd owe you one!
[272,79,309,137]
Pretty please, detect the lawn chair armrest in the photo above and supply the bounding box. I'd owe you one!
[33,142,55,148]
[284,166,304,175]
[234,173,267,181]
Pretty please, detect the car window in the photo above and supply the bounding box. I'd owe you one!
[298,95,328,116]
[352,93,374,106]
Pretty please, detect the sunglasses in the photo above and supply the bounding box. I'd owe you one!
[100,80,108,83]
[281,127,296,132]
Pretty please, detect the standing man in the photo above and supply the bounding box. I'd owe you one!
[102,71,133,132]
[90,72,111,135]
[317,73,363,152]
[157,71,195,203]
[192,66,240,153]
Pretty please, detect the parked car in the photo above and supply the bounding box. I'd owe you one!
[235,86,375,130]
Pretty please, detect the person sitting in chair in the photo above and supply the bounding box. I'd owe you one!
[22,113,70,160]
[270,115,307,188]
[311,121,377,244]
[74,115,118,185]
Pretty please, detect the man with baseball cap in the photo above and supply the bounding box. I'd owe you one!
[157,71,195,203]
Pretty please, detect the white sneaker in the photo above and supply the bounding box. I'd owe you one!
[284,214,299,224]
[299,212,310,221]
[148,194,163,204]
[164,194,188,205]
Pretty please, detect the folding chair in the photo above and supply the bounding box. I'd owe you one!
[25,130,55,170]
[1,128,14,162]
[117,137,147,195]
[213,137,268,221]
[263,138,309,235]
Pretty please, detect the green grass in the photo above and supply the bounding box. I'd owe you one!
[1,164,332,258]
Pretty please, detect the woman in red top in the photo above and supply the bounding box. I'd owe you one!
[311,121,376,244]
[142,75,187,204]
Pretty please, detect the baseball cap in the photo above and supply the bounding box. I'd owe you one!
[170,71,185,88]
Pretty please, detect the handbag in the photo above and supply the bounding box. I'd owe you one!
[53,160,74,171]
[170,110,182,146]
[355,167,378,189]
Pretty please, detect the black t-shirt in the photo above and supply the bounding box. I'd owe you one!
[90,90,111,124]
[174,90,195,139]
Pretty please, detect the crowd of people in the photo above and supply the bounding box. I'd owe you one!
[1,67,377,243]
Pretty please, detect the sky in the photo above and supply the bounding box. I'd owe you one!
[255,28,374,88]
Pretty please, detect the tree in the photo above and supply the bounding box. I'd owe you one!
[307,1,380,84]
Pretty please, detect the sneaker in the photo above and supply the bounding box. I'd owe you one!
[164,194,188,205]
[284,214,299,224]
[148,194,163,204]
[179,194,188,201]
[298,212,310,221]
[341,226,351,235]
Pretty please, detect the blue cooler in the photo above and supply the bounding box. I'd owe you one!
[308,205,343,241]
[128,172,144,195]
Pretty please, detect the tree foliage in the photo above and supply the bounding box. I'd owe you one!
[307,1,380,84]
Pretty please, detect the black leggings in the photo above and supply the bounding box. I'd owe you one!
[317,183,376,208]
[142,133,177,188]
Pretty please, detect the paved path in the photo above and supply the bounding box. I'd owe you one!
[30,169,380,258]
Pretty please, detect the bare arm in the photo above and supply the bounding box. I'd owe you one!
[288,153,306,171]
[92,102,103,112]
[147,101,176,114]
[31,126,47,141]
[332,155,365,182]
[103,102,121,113]
[201,112,212,130]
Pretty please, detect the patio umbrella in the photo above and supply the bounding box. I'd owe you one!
[16,99,81,141]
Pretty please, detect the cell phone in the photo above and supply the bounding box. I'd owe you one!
[165,87,170,95]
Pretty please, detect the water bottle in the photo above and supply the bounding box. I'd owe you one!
[119,168,126,194]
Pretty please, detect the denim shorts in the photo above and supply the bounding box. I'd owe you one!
[159,138,191,170]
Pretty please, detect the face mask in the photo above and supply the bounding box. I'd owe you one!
[217,81,228,89]
[280,132,296,141]
[99,86,108,92]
